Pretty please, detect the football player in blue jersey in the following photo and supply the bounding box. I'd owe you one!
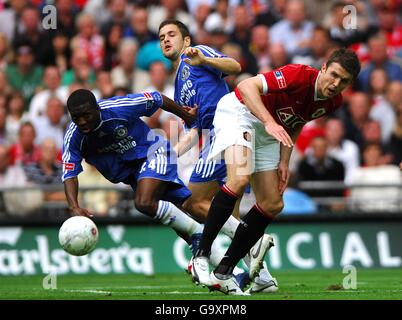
[62,89,205,247]
[159,20,278,293]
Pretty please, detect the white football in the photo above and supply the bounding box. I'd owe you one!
[58,216,99,256]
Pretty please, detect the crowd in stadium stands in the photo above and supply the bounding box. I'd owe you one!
[0,0,401,216]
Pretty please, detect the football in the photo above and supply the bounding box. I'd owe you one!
[58,216,99,256]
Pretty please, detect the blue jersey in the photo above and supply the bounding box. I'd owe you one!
[62,92,167,183]
[174,45,230,131]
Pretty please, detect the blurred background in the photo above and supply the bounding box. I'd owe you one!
[0,0,401,276]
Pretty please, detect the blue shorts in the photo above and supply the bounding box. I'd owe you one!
[189,134,227,185]
[123,148,191,205]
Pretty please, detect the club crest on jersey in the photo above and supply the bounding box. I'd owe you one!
[274,70,287,89]
[114,125,128,139]
[276,107,307,129]
[181,65,190,81]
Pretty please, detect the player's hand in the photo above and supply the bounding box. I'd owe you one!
[183,104,198,127]
[183,47,206,66]
[264,123,294,147]
[70,206,94,218]
[278,161,290,195]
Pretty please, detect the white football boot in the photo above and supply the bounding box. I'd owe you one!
[246,261,279,294]
[247,234,275,280]
[191,256,212,286]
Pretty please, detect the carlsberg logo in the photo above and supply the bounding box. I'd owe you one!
[0,232,153,276]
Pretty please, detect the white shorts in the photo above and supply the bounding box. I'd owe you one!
[208,92,280,173]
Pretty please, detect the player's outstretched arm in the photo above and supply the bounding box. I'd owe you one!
[173,127,199,157]
[160,94,197,127]
[183,47,241,75]
[237,76,293,147]
[64,177,93,218]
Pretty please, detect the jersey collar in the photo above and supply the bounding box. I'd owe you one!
[314,71,327,101]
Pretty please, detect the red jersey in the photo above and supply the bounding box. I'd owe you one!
[234,64,343,134]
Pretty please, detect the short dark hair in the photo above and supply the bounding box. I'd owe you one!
[67,89,98,113]
[326,48,361,80]
[158,19,190,40]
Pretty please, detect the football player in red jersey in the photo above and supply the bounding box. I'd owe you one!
[191,48,361,295]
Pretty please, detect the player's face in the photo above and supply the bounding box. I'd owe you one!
[319,62,353,98]
[159,24,188,61]
[70,105,101,134]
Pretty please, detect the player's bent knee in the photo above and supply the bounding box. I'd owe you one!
[259,199,284,216]
[226,176,250,195]
[183,198,208,221]
[134,198,157,217]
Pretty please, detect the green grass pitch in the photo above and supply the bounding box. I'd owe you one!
[1,269,401,300]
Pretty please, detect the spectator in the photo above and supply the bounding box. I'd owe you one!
[361,119,393,165]
[5,42,43,105]
[357,33,402,92]
[71,13,105,71]
[24,138,65,202]
[220,42,246,90]
[13,5,53,66]
[0,0,28,42]
[123,6,159,47]
[9,122,40,167]
[5,92,29,145]
[49,30,72,74]
[375,1,402,57]
[148,0,191,34]
[188,2,211,41]
[61,47,96,87]
[29,66,69,123]
[0,70,13,98]
[368,68,396,144]
[229,4,258,74]
[144,61,177,139]
[55,0,78,40]
[325,117,360,185]
[204,0,234,35]
[292,26,333,70]
[110,38,150,93]
[100,0,131,37]
[270,0,314,57]
[0,144,43,216]
[385,81,402,112]
[341,91,371,148]
[348,142,402,212]
[0,33,12,70]
[249,25,271,72]
[103,23,124,71]
[94,70,115,99]
[268,43,290,70]
[203,17,229,52]
[33,96,67,150]
[0,106,7,145]
[303,0,336,26]
[297,135,345,199]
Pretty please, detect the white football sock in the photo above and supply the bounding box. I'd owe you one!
[221,215,240,239]
[209,241,245,275]
[155,200,202,236]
